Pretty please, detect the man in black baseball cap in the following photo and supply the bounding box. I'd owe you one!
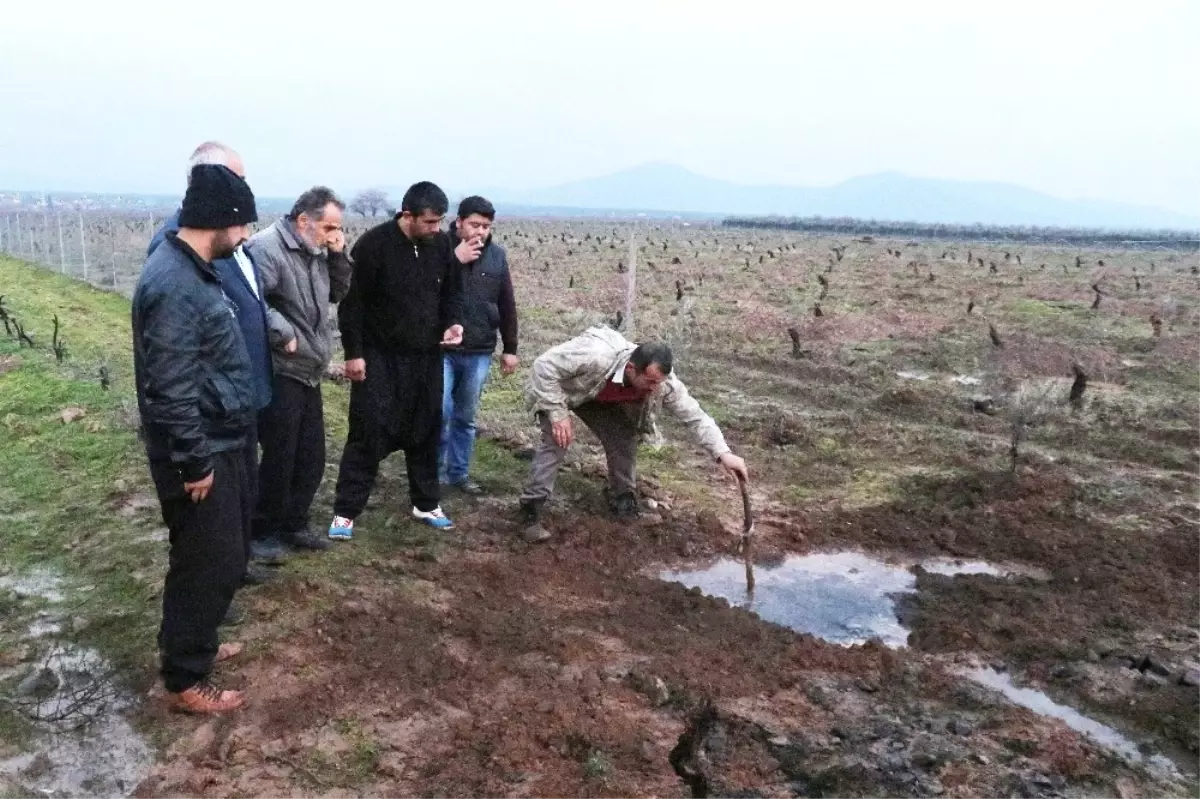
[132,163,259,713]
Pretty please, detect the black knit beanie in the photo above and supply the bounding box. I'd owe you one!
[179,164,258,229]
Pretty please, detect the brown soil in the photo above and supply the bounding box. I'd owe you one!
[134,467,1197,798]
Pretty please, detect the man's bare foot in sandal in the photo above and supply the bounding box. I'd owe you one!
[216,642,244,663]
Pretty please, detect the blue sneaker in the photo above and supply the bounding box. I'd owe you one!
[328,515,355,540]
[411,506,454,530]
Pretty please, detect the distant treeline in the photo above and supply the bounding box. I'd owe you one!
[722,216,1200,250]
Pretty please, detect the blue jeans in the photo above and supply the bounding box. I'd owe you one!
[440,353,493,484]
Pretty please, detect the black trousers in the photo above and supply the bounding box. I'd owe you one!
[333,347,443,517]
[255,375,325,536]
[150,445,252,693]
[243,422,259,564]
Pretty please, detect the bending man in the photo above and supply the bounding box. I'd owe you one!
[518,325,748,542]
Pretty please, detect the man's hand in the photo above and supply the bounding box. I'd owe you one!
[500,354,519,375]
[441,325,464,346]
[552,417,574,449]
[454,236,484,264]
[345,358,366,382]
[184,471,214,503]
[718,453,749,483]
[284,338,298,354]
[326,229,346,254]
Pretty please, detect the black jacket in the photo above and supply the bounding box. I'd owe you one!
[338,219,465,358]
[147,210,273,411]
[132,232,256,481]
[445,222,518,356]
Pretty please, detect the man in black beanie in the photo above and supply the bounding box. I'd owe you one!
[132,163,259,714]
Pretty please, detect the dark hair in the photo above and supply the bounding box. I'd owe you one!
[629,342,673,375]
[457,195,495,221]
[401,181,449,217]
[287,186,344,221]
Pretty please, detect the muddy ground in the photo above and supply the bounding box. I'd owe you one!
[132,452,1197,798]
[2,231,1197,798]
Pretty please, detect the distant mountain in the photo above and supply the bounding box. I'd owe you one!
[499,163,1199,230]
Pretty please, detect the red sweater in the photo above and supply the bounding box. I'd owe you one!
[594,379,652,404]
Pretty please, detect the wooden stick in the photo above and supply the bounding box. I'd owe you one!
[739,476,755,594]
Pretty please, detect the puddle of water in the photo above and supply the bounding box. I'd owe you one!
[964,667,1180,779]
[896,370,932,381]
[0,569,65,603]
[921,557,1049,580]
[0,646,155,797]
[950,375,982,386]
[663,552,917,647]
[660,551,1047,648]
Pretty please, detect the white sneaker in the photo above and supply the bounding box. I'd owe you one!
[411,506,455,530]
[328,515,354,540]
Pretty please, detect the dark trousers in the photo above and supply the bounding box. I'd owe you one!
[150,445,252,693]
[243,422,259,565]
[254,375,325,536]
[334,347,443,517]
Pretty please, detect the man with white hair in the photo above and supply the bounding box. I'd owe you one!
[149,143,281,587]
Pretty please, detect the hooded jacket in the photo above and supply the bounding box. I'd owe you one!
[244,218,353,387]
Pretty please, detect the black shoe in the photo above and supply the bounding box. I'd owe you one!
[242,562,279,586]
[518,500,550,543]
[220,601,246,627]
[448,479,485,496]
[280,528,332,551]
[250,536,289,565]
[609,492,640,521]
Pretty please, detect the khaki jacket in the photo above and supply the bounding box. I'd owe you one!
[526,326,730,459]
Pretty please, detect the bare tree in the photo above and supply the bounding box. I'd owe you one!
[348,189,391,218]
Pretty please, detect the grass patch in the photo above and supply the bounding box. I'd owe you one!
[0,256,168,743]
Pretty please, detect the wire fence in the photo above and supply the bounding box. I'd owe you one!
[0,210,164,296]
[0,210,395,297]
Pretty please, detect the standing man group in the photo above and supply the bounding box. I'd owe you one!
[132,147,750,714]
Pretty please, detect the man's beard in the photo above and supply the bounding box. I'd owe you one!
[213,235,242,260]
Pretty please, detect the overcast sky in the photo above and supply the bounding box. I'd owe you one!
[0,0,1195,214]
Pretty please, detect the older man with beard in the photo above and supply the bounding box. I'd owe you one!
[245,187,352,554]
[132,163,259,713]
